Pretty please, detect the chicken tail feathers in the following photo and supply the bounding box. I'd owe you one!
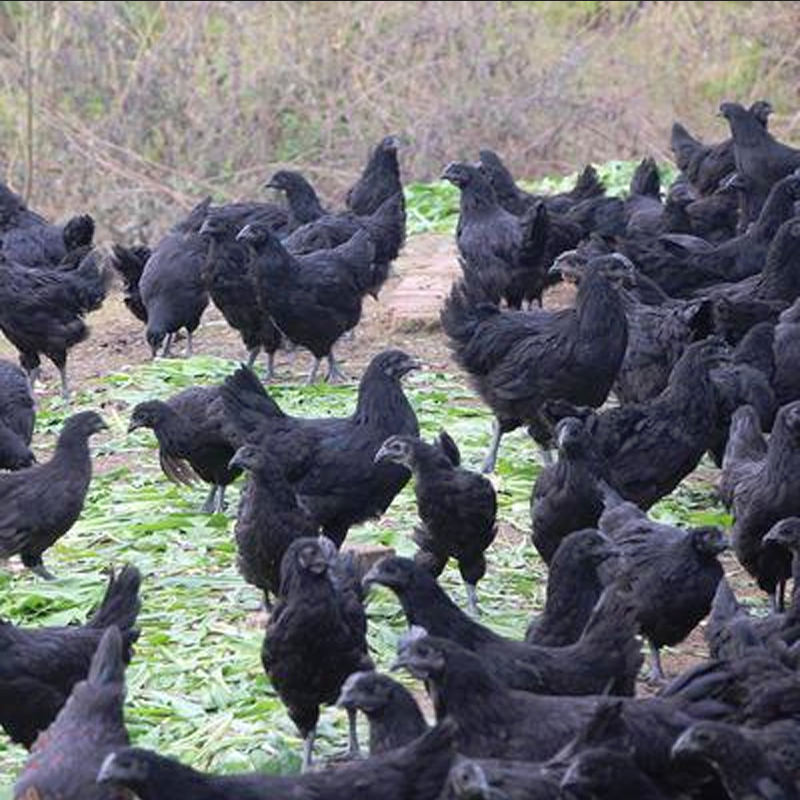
[87,626,126,686]
[629,157,661,198]
[571,164,605,201]
[220,365,285,445]
[86,565,142,633]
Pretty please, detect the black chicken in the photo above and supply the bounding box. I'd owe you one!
[198,215,283,376]
[346,135,404,217]
[265,170,328,229]
[727,401,800,607]
[220,350,419,546]
[0,565,140,748]
[671,100,772,196]
[441,253,633,472]
[336,671,428,755]
[237,222,375,382]
[525,529,618,647]
[263,537,373,770]
[599,497,727,681]
[0,359,35,470]
[97,723,454,800]
[0,250,109,399]
[530,417,610,564]
[229,444,319,609]
[553,337,730,509]
[374,431,497,614]
[282,192,406,300]
[129,387,238,514]
[672,722,799,800]
[721,101,800,226]
[392,630,708,774]
[365,557,642,697]
[14,626,130,800]
[774,298,800,406]
[139,226,209,358]
[0,410,106,578]
[443,161,549,308]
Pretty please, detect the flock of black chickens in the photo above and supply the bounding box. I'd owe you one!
[2,101,800,798]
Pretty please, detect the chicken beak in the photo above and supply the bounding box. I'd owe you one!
[127,420,142,433]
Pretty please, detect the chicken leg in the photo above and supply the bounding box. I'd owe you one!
[482,419,503,474]
[646,640,666,684]
[246,347,260,368]
[301,728,316,773]
[325,352,347,384]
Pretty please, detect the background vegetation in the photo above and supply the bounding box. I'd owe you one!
[0,1,798,240]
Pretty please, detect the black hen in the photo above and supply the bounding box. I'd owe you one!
[220,350,419,546]
[600,497,727,681]
[14,626,130,800]
[346,135,404,217]
[443,161,550,308]
[97,723,454,800]
[283,192,406,299]
[554,337,730,508]
[0,410,106,578]
[525,529,618,647]
[374,431,497,614]
[366,557,642,697]
[729,401,800,606]
[774,298,800,406]
[129,386,239,514]
[229,444,319,609]
[721,101,800,226]
[263,537,373,770]
[140,225,209,358]
[530,417,610,564]
[1,211,95,269]
[336,671,428,756]
[441,254,632,472]
[237,222,375,382]
[671,100,772,196]
[265,170,328,229]
[0,565,140,749]
[0,359,35,470]
[198,214,282,376]
[709,321,776,466]
[0,250,109,399]
[672,721,799,800]
[392,630,706,774]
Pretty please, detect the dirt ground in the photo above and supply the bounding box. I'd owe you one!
[20,232,761,690]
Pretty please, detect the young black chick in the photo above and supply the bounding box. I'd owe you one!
[14,627,130,800]
[0,410,106,578]
[374,431,497,615]
[129,386,239,514]
[600,497,727,682]
[229,444,319,610]
[336,671,428,756]
[263,537,373,771]
[672,722,800,800]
